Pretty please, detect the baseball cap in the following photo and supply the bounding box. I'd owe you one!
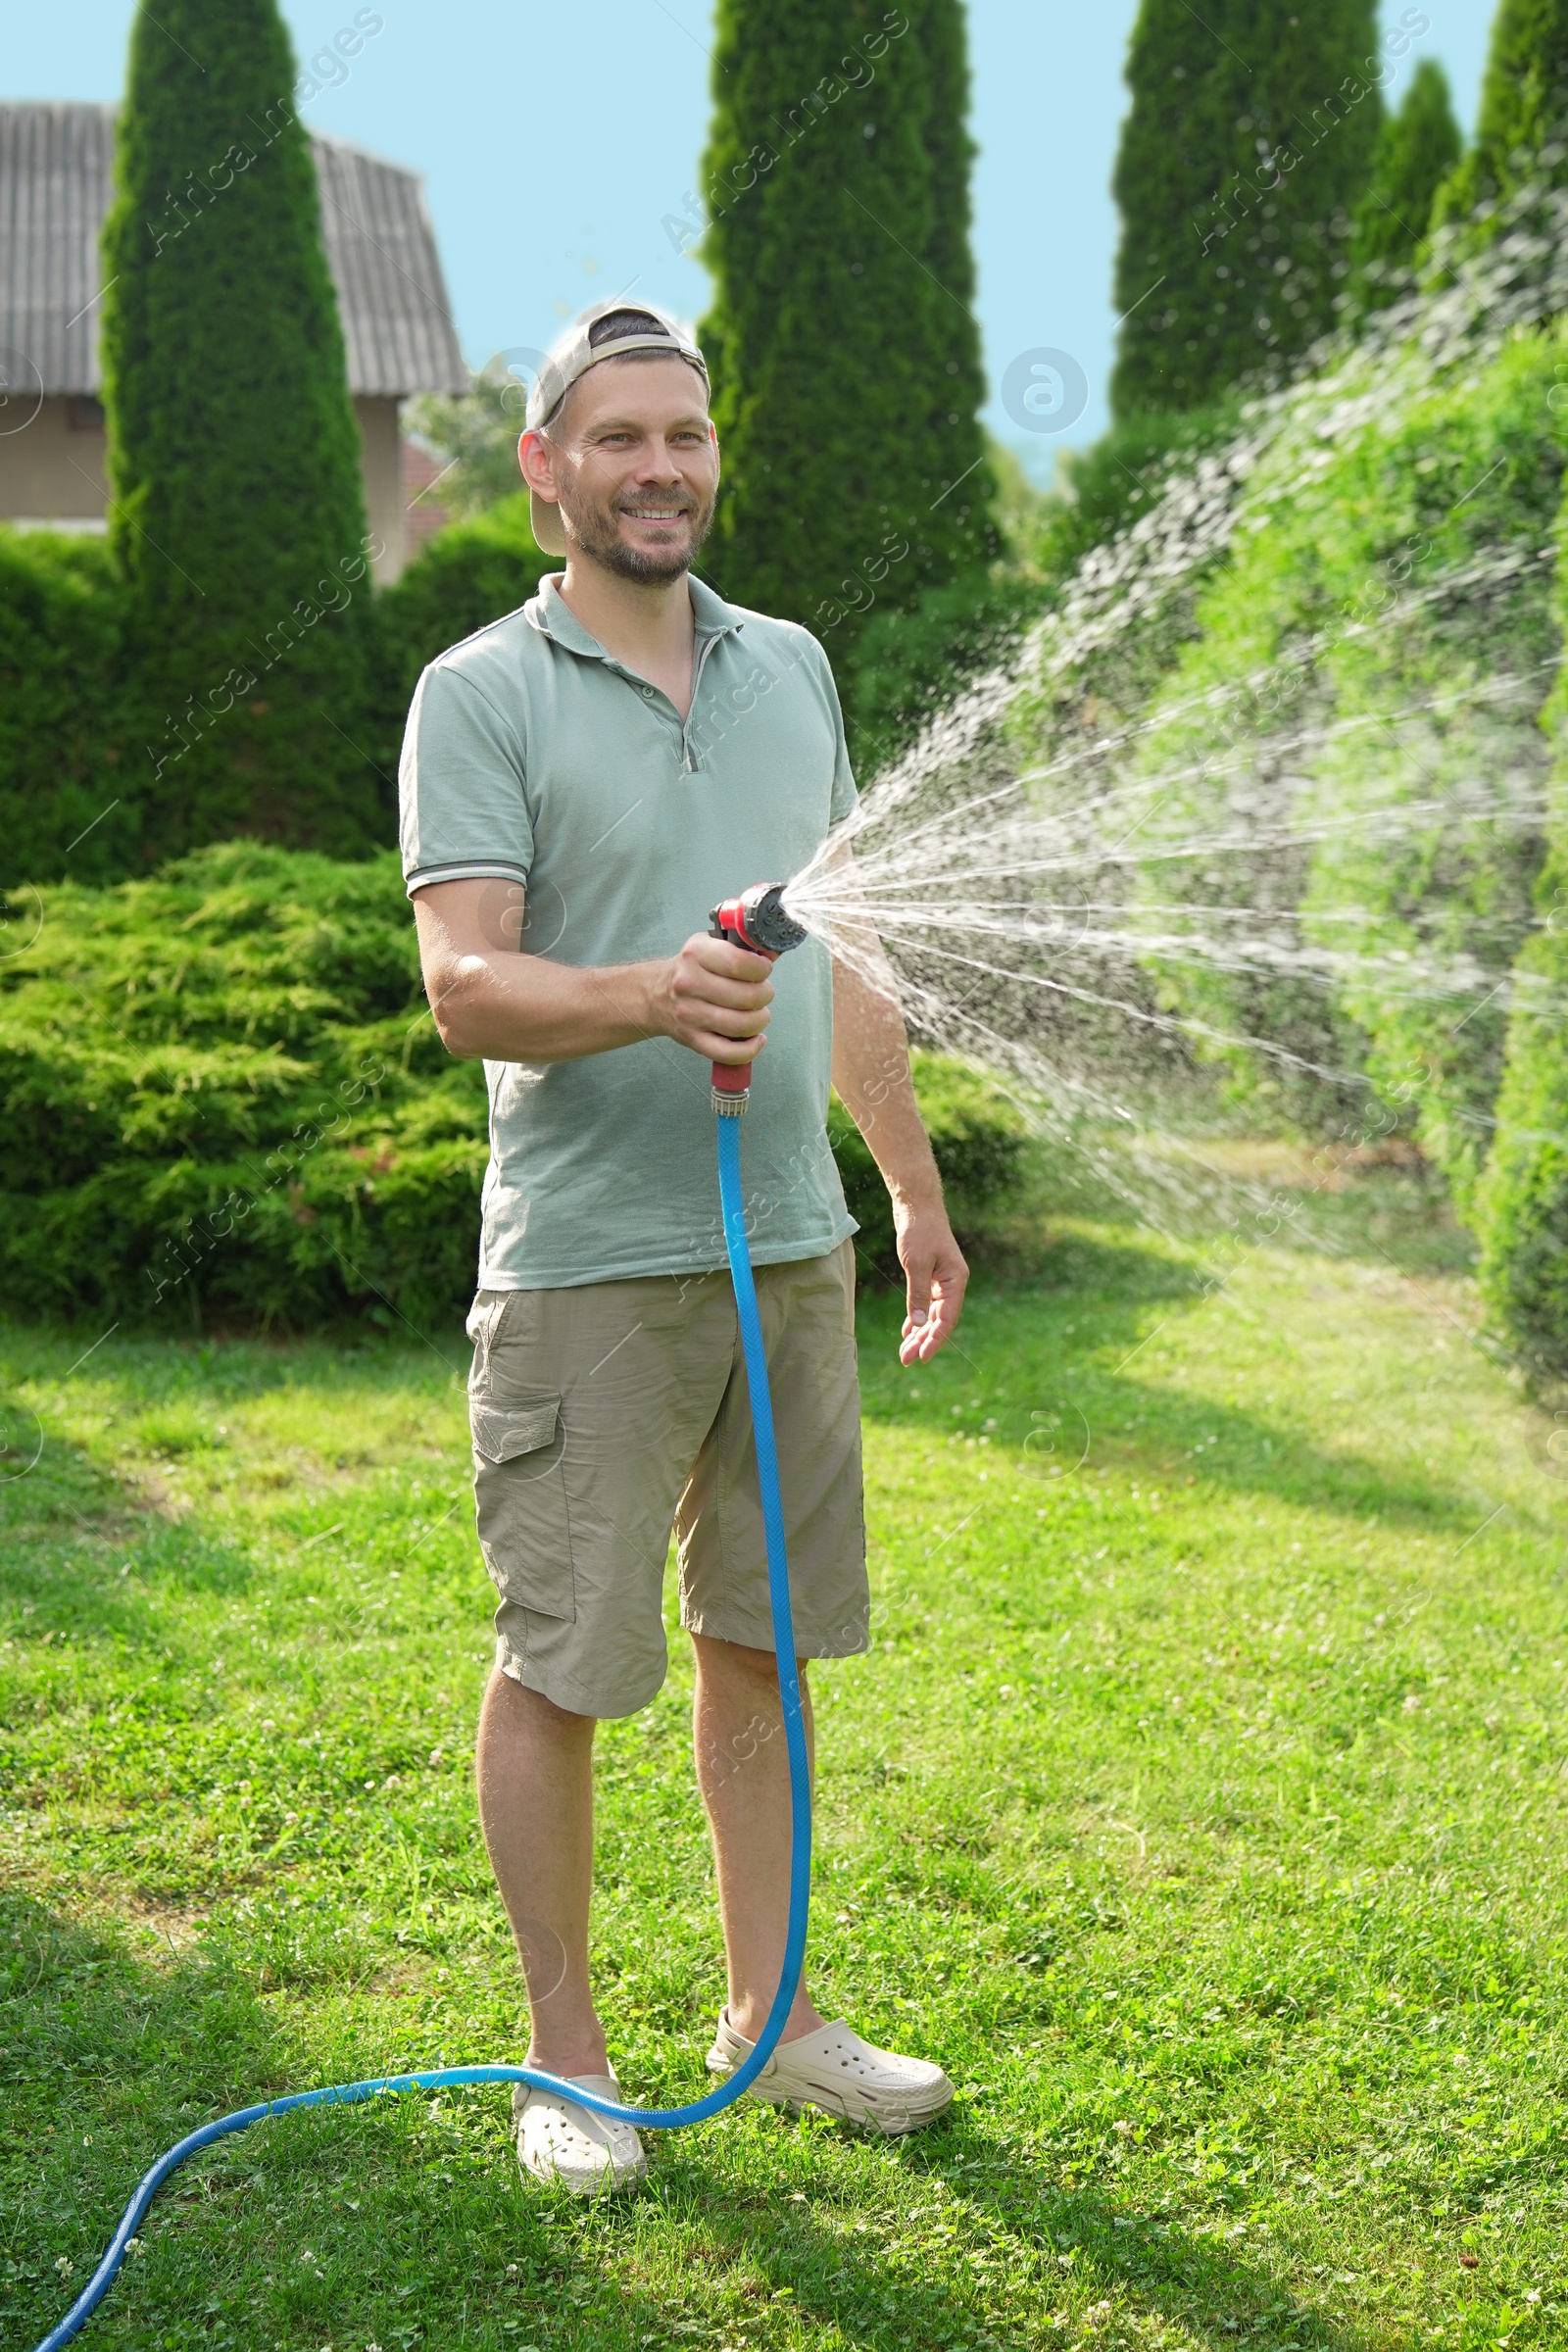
[523,300,710,557]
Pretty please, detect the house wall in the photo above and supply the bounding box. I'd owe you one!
[0,392,410,581]
[0,395,109,528]
[355,394,405,583]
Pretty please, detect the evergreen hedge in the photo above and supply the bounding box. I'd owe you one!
[100,0,383,865]
[1127,325,1568,1184]
[844,569,1041,777]
[0,491,550,889]
[0,843,479,1330]
[1434,0,1568,225]
[1299,333,1565,1212]
[1475,826,1568,1373]
[829,1054,1028,1273]
[368,495,551,779]
[1349,59,1462,307]
[0,843,1027,1330]
[697,0,995,648]
[1110,0,1387,416]
[1475,446,1568,1376]
[0,534,135,887]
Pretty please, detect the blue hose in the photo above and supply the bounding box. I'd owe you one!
[32,1109,810,2352]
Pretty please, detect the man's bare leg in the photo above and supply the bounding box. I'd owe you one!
[475,1665,609,2077]
[690,1631,827,2044]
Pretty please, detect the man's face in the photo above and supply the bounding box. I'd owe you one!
[525,357,719,582]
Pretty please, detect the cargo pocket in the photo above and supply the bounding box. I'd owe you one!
[470,1394,575,1622]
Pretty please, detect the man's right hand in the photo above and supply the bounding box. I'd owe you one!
[412,881,776,1068]
[653,931,775,1064]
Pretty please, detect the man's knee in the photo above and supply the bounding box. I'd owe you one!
[690,1631,808,1686]
[486,1663,599,1736]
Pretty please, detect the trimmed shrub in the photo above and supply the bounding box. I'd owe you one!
[100,0,382,864]
[1110,0,1384,418]
[829,1052,1029,1272]
[368,494,551,777]
[697,0,995,647]
[0,533,136,887]
[0,497,552,888]
[0,846,1028,1328]
[1349,59,1463,308]
[403,362,535,522]
[844,568,1043,778]
[1434,0,1568,227]
[1474,830,1568,1372]
[1298,330,1566,1210]
[1128,323,1567,1172]
[0,842,483,1330]
[1475,444,1568,1375]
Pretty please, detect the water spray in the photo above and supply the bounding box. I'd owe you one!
[31,887,813,2352]
[36,174,1568,2341]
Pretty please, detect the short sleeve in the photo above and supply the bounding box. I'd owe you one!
[808,638,859,824]
[399,662,534,898]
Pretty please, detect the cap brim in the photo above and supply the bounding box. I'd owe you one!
[529,486,568,559]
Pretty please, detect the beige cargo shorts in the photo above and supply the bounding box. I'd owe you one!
[465,1240,868,1719]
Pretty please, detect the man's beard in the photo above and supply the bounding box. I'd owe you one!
[557,480,715,582]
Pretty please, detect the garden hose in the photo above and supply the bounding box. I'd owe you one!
[32,941,811,2352]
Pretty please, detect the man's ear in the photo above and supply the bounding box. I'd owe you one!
[709,418,720,478]
[518,427,556,494]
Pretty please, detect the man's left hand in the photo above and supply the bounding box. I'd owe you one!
[894,1200,969,1364]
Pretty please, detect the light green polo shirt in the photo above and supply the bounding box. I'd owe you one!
[399,572,859,1290]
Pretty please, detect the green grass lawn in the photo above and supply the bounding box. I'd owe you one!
[4,1159,1567,2352]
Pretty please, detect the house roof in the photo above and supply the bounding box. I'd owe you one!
[0,102,468,399]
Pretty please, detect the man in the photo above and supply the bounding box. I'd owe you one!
[401,300,969,2194]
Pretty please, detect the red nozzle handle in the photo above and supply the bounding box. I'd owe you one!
[709,883,801,1110]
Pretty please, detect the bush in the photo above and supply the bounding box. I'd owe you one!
[829,1051,1029,1273]
[0,847,1028,1328]
[698,0,995,648]
[368,494,551,776]
[404,363,537,522]
[1299,329,1565,1210]
[1127,323,1567,1172]
[843,567,1043,779]
[1034,405,1246,586]
[1475,468,1568,1374]
[101,0,380,866]
[1348,59,1461,310]
[0,498,551,894]
[1110,0,1381,417]
[0,532,135,889]
[1474,835,1568,1373]
[0,841,486,1330]
[1003,400,1250,769]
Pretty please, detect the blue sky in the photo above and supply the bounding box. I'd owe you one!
[12,2,1499,477]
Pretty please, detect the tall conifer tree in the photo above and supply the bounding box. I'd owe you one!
[1433,0,1568,223]
[697,1,994,650]
[1349,59,1462,301]
[1110,0,1384,417]
[102,0,381,863]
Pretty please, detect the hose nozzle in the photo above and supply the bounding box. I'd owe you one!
[709,881,807,1113]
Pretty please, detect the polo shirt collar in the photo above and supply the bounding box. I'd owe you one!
[688,573,746,640]
[526,569,745,660]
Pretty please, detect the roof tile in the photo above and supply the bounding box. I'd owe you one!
[0,103,468,398]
